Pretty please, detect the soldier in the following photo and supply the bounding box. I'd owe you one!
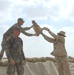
[31,20,42,36]
[41,27,71,75]
[5,27,26,75]
[0,18,36,60]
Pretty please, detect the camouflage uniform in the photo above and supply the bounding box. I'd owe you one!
[0,23,34,60]
[6,36,25,75]
[41,30,71,75]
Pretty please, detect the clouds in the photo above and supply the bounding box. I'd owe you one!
[0,0,74,22]
[46,0,74,22]
[0,0,74,57]
[0,0,12,22]
[0,0,11,11]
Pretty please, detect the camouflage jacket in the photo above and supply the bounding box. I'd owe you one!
[6,36,25,63]
[41,31,67,57]
[3,23,34,39]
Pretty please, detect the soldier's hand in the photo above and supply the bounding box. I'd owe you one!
[10,59,15,65]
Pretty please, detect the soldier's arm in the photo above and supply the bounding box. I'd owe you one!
[43,27,58,39]
[21,49,26,60]
[14,25,36,36]
[21,29,35,36]
[21,40,26,60]
[6,49,12,61]
[41,32,55,43]
[22,26,32,30]
[48,30,58,39]
[5,37,13,60]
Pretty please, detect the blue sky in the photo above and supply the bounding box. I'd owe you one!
[0,0,74,57]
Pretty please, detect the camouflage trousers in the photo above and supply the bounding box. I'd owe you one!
[55,56,71,75]
[7,63,24,75]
